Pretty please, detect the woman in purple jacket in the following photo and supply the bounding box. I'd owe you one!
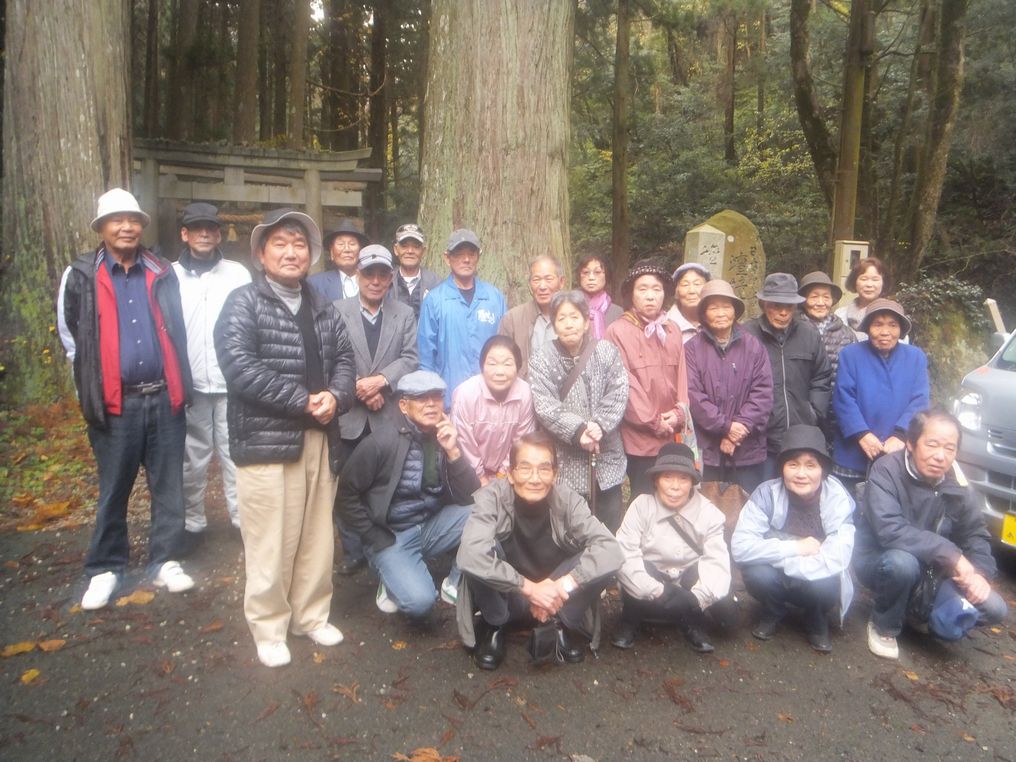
[685,280,774,494]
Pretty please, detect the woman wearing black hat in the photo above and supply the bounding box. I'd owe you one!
[612,443,738,653]
[731,425,856,653]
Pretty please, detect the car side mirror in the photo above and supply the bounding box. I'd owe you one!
[990,331,1009,351]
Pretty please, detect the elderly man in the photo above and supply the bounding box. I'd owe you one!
[456,431,623,670]
[172,202,251,549]
[215,208,356,667]
[331,244,419,575]
[390,223,441,318]
[338,370,480,619]
[59,188,195,610]
[854,410,1007,660]
[744,273,832,478]
[308,218,368,301]
[417,229,507,406]
[497,255,565,378]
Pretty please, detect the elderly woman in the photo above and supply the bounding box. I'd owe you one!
[797,271,856,377]
[685,280,773,494]
[605,260,690,498]
[215,209,356,667]
[831,299,929,493]
[835,257,889,340]
[529,291,629,532]
[574,253,623,339]
[667,262,711,343]
[613,444,738,653]
[451,335,536,486]
[731,425,856,653]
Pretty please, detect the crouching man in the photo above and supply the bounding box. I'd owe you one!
[338,370,480,618]
[855,410,1007,660]
[456,431,623,670]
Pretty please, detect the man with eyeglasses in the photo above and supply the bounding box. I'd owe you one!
[338,370,480,618]
[455,431,622,670]
[497,255,565,379]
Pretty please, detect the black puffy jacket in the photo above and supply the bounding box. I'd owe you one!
[214,274,356,473]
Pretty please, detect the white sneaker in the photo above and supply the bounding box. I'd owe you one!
[306,623,344,647]
[154,561,195,593]
[256,641,291,668]
[81,572,118,610]
[867,620,900,660]
[440,576,458,605]
[376,582,398,614]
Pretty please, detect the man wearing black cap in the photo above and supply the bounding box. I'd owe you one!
[744,273,832,478]
[173,203,251,548]
[308,218,369,302]
[390,223,441,318]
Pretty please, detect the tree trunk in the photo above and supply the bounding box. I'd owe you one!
[143,0,161,137]
[168,0,199,141]
[789,0,836,207]
[272,0,290,139]
[611,0,632,276]
[756,9,766,132]
[904,0,970,280]
[417,0,431,174]
[234,0,260,144]
[390,98,400,193]
[720,11,736,164]
[829,0,871,246]
[418,0,574,303]
[1,0,131,403]
[258,0,272,141]
[287,0,311,149]
[366,0,390,238]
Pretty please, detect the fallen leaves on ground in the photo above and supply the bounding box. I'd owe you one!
[2,641,37,657]
[313,652,327,664]
[777,712,794,723]
[38,639,66,652]
[20,668,41,685]
[661,678,693,713]
[200,620,224,634]
[392,640,408,650]
[392,748,460,762]
[115,590,155,607]
[333,682,361,703]
[255,701,280,721]
[903,670,920,682]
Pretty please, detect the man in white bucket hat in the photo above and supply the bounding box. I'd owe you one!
[58,188,196,611]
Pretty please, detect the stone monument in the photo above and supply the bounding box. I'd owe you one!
[683,210,766,320]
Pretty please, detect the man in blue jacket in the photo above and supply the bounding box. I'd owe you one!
[417,229,507,406]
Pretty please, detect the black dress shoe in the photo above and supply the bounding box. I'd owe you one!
[806,612,832,654]
[611,619,639,650]
[751,615,781,641]
[474,624,506,670]
[682,626,714,653]
[556,625,585,664]
[337,556,366,576]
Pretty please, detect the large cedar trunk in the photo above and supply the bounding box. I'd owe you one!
[168,0,199,141]
[234,0,260,144]
[419,0,574,304]
[287,0,311,149]
[1,0,132,403]
[366,0,390,238]
[143,0,161,137]
[611,0,631,275]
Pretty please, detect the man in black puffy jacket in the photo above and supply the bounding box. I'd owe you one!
[338,370,480,620]
[214,208,355,668]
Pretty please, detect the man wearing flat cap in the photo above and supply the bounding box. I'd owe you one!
[214,208,356,667]
[338,370,481,619]
[59,188,195,611]
[172,202,251,549]
[744,273,832,478]
[308,218,369,301]
[331,244,419,576]
[390,223,441,318]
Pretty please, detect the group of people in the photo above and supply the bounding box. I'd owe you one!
[58,188,1006,671]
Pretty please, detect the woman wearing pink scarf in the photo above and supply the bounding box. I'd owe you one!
[575,253,622,339]
[605,260,690,498]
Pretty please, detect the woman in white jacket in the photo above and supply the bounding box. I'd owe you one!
[731,425,855,653]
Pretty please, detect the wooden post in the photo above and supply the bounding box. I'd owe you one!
[140,157,160,246]
[304,167,323,271]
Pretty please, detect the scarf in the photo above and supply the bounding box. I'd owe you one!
[587,291,613,339]
[642,313,668,345]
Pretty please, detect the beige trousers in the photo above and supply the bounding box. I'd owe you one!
[236,429,336,646]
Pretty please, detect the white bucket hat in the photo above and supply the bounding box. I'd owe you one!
[249,208,323,270]
[90,188,151,232]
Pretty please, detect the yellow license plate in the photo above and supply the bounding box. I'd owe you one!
[1003,513,1016,547]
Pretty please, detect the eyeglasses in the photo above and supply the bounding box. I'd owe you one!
[579,268,605,278]
[513,463,555,480]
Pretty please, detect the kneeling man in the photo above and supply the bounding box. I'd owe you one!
[339,370,480,618]
[855,409,1007,660]
[456,431,622,670]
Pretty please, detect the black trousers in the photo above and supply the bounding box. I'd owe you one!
[619,562,739,631]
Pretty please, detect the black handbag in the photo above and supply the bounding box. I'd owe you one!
[527,621,560,665]
[906,565,942,624]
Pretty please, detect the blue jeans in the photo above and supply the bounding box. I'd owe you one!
[365,504,472,619]
[856,549,1007,636]
[741,563,840,620]
[85,390,186,577]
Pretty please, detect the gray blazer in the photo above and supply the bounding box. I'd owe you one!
[333,296,419,440]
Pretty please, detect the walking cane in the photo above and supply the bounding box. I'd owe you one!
[588,451,598,517]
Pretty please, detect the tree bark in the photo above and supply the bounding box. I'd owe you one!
[366,0,390,238]
[418,0,574,303]
[143,0,161,138]
[258,0,272,141]
[168,0,199,141]
[272,0,290,139]
[287,0,311,149]
[789,0,836,208]
[612,0,632,276]
[720,11,736,164]
[1,0,131,403]
[417,0,431,174]
[234,0,260,144]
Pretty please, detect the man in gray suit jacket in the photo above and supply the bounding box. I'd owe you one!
[333,244,419,573]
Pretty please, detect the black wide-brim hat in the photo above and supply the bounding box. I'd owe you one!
[777,425,832,471]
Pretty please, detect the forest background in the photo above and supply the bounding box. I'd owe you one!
[1,0,1014,406]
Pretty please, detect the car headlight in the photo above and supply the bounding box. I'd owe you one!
[953,390,982,432]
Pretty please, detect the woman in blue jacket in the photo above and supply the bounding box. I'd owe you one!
[831,299,929,493]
